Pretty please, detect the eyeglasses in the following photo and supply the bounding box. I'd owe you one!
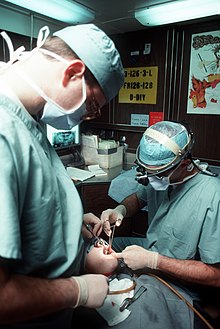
[80,86,101,121]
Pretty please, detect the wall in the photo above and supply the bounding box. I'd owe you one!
[172,20,220,165]
[82,25,173,153]
[0,6,219,165]
[82,18,220,166]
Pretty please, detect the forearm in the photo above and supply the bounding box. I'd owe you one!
[0,273,77,324]
[157,255,220,287]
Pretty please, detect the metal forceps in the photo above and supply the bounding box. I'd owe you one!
[85,223,114,255]
[85,224,104,244]
[119,285,147,312]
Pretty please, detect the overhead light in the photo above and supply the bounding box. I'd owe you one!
[135,0,220,26]
[3,0,95,24]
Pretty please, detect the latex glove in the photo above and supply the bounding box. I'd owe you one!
[71,274,109,308]
[82,212,103,239]
[114,245,159,270]
[101,205,126,237]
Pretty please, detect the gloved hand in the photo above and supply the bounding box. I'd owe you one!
[100,205,127,236]
[114,245,159,270]
[71,274,109,308]
[82,212,103,239]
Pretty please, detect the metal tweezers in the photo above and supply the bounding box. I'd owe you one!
[108,224,116,251]
[119,285,147,312]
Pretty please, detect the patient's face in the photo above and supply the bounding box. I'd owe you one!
[85,242,118,276]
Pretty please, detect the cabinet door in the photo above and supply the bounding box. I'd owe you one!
[81,183,118,215]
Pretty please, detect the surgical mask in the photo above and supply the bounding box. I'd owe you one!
[40,76,87,130]
[41,101,86,130]
[148,162,197,191]
[148,163,179,191]
[148,176,170,191]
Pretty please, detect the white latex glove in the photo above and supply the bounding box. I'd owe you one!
[115,245,159,270]
[71,274,109,308]
[101,205,127,236]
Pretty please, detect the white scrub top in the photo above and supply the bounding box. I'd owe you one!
[0,91,84,278]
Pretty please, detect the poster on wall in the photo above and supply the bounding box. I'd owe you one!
[187,30,220,114]
[118,66,158,104]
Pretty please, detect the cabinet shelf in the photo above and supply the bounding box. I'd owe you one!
[82,122,146,133]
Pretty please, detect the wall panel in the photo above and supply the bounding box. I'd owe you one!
[83,18,220,164]
[0,8,219,164]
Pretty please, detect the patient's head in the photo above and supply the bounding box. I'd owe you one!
[85,243,118,276]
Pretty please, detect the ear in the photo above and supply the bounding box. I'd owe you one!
[62,60,85,86]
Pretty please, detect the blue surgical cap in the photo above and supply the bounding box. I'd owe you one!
[53,24,124,102]
[138,121,190,166]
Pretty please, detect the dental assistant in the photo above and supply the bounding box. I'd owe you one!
[0,24,124,328]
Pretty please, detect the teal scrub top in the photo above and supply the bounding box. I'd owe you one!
[136,174,220,264]
[0,91,84,279]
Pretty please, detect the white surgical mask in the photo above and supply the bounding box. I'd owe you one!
[148,164,178,191]
[40,76,87,130]
[148,176,170,191]
[41,101,86,130]
[148,162,197,191]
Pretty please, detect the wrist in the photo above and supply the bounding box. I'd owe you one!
[146,251,159,270]
[115,204,127,218]
[71,276,89,308]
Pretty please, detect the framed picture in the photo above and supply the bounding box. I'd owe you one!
[187,30,220,114]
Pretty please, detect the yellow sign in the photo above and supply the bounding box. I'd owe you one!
[119,66,158,104]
